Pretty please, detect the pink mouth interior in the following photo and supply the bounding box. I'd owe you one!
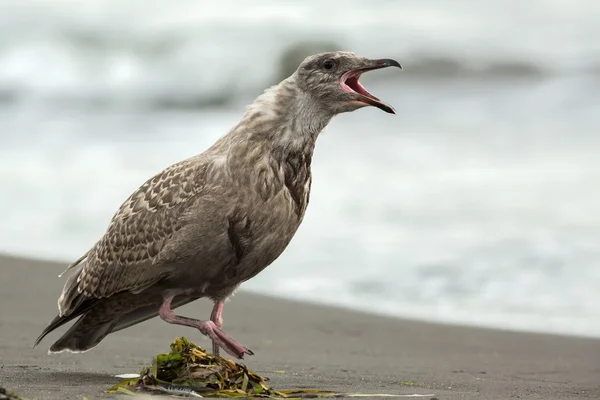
[340,70,380,100]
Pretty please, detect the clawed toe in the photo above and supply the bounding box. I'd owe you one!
[216,333,253,359]
[215,338,253,359]
[200,321,253,359]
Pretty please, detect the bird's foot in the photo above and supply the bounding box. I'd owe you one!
[198,320,254,359]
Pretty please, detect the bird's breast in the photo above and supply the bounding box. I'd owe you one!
[222,151,313,283]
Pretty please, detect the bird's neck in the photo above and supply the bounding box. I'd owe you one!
[210,78,330,215]
[234,76,333,153]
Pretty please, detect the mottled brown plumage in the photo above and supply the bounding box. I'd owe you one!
[34,51,401,358]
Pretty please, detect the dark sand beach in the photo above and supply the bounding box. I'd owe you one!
[1,253,599,399]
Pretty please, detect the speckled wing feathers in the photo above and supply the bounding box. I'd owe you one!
[71,157,209,303]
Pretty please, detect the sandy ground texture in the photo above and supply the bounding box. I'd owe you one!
[1,253,599,400]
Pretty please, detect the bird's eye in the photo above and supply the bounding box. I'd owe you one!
[323,59,335,70]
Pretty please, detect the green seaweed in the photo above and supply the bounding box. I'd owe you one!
[108,337,312,397]
[107,337,417,398]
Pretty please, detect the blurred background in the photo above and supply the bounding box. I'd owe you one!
[0,0,599,338]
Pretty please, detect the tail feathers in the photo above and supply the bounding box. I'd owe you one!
[37,297,123,354]
[48,303,165,353]
[35,291,201,354]
[34,296,99,349]
[35,295,125,353]
[48,315,118,354]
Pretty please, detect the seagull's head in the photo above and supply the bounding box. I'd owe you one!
[294,51,402,116]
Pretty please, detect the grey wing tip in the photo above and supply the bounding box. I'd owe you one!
[33,312,72,349]
[33,323,54,349]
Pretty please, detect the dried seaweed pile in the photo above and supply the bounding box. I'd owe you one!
[107,337,338,398]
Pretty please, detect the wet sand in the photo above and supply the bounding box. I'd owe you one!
[1,253,599,399]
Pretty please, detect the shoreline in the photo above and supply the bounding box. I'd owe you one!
[2,250,596,342]
[1,253,599,399]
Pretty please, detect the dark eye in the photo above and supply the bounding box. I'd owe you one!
[323,59,336,70]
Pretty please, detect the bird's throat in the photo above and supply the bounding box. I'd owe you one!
[241,78,332,151]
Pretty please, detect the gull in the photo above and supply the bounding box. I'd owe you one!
[34,51,401,359]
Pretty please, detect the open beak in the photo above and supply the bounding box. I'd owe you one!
[340,58,402,114]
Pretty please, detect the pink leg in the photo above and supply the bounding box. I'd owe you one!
[159,296,253,359]
[210,300,224,356]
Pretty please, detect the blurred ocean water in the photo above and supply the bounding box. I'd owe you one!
[1,0,599,337]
